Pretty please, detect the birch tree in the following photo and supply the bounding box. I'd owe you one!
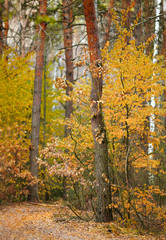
[148,0,161,184]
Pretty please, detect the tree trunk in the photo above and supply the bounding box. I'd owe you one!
[29,0,47,202]
[163,0,166,60]
[63,0,74,137]
[83,0,113,222]
[62,0,74,199]
[162,0,166,167]
[0,1,3,56]
[4,0,8,45]
[134,0,143,46]
[103,0,114,46]
[144,0,152,55]
[148,0,161,185]
[122,0,131,44]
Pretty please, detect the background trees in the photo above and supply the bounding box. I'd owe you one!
[0,0,166,230]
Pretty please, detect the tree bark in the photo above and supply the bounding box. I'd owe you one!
[122,0,131,44]
[0,1,3,56]
[4,0,8,45]
[83,0,113,222]
[162,0,166,160]
[63,0,74,137]
[62,0,74,200]
[103,0,114,47]
[144,0,152,55]
[163,0,166,59]
[134,0,143,46]
[29,0,47,202]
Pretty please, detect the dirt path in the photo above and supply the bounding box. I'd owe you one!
[0,203,164,240]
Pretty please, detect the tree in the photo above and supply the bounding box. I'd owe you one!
[4,0,8,45]
[62,0,74,199]
[0,0,3,55]
[29,0,47,202]
[103,0,114,46]
[62,0,74,137]
[83,0,113,222]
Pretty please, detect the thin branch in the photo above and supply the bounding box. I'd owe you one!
[134,14,163,28]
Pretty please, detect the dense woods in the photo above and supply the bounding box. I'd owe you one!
[0,0,166,236]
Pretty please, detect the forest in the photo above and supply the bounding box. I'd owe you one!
[0,0,166,239]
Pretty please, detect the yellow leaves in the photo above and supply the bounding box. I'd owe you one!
[0,49,35,200]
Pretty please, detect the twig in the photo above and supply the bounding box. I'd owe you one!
[67,204,89,221]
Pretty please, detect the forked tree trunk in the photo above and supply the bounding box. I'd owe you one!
[29,0,47,202]
[83,0,113,222]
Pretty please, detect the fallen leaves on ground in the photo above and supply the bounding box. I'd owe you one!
[0,202,165,240]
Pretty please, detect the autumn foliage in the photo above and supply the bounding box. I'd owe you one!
[41,22,166,230]
[0,49,34,201]
[1,2,166,235]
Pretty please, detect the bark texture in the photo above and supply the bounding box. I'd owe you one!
[103,0,114,46]
[144,0,152,55]
[83,0,113,222]
[122,0,131,44]
[163,0,166,138]
[0,1,3,56]
[134,0,143,46]
[63,0,74,137]
[4,0,8,44]
[62,0,74,199]
[29,0,47,202]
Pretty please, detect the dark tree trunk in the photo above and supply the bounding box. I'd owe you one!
[63,0,74,137]
[103,0,114,47]
[144,0,152,55]
[122,0,131,44]
[4,0,8,45]
[0,1,3,56]
[29,0,47,202]
[83,0,113,222]
[62,0,74,200]
[134,0,143,46]
[162,0,166,149]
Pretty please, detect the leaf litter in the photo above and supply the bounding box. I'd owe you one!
[0,202,165,240]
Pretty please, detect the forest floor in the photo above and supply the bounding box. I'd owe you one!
[0,201,165,240]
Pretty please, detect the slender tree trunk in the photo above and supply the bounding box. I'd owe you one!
[162,0,166,102]
[29,0,47,202]
[83,0,113,222]
[162,0,166,170]
[122,0,131,44]
[0,1,3,56]
[134,0,143,46]
[63,0,74,137]
[148,0,161,185]
[62,0,74,199]
[103,0,114,46]
[43,48,47,146]
[4,0,8,45]
[144,0,152,55]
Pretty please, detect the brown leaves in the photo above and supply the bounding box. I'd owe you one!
[0,202,164,240]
